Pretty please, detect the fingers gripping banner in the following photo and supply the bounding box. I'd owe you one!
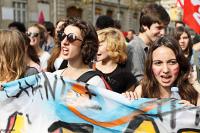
[0,72,200,133]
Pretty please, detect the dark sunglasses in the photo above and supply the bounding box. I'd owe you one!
[26,32,39,38]
[62,33,83,43]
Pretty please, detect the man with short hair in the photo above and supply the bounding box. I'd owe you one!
[8,21,26,33]
[95,15,114,30]
[175,20,185,28]
[42,21,55,54]
[126,3,170,82]
[126,29,136,42]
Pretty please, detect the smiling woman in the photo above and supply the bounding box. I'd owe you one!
[123,36,200,106]
[27,24,50,70]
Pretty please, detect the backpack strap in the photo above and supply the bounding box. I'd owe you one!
[77,71,99,83]
[100,75,112,91]
[77,70,112,91]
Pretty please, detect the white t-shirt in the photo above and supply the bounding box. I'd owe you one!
[39,51,50,69]
[54,57,64,70]
[54,70,106,89]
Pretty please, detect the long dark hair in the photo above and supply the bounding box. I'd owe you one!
[47,17,98,71]
[23,33,40,64]
[174,26,193,61]
[141,36,198,105]
[71,18,99,65]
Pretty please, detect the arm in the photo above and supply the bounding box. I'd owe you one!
[193,42,200,51]
[126,44,145,82]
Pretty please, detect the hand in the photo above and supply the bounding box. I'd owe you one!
[122,91,140,100]
[178,100,194,106]
[188,66,197,84]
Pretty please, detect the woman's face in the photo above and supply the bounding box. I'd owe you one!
[56,21,65,33]
[27,26,40,46]
[152,46,180,89]
[178,32,189,51]
[96,39,109,62]
[60,25,83,61]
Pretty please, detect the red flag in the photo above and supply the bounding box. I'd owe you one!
[38,10,45,24]
[183,0,200,33]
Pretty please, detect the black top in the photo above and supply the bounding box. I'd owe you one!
[48,60,68,72]
[96,64,137,93]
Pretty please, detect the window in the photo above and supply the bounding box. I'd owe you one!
[13,1,27,23]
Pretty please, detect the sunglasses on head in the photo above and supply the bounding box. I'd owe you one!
[62,33,83,43]
[26,32,39,38]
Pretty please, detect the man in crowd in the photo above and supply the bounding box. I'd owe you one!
[126,3,170,82]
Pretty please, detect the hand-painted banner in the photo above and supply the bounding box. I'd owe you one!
[0,72,200,133]
[183,0,200,33]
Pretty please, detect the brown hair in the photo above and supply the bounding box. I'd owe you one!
[141,36,198,105]
[47,17,99,70]
[139,3,170,33]
[174,26,193,60]
[0,30,27,82]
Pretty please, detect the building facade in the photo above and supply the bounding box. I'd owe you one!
[0,0,183,32]
[0,0,142,31]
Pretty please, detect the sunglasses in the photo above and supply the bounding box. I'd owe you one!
[26,32,39,38]
[61,33,83,43]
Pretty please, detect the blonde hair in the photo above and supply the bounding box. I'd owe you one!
[97,27,127,64]
[0,30,26,82]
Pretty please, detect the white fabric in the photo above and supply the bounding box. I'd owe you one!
[54,57,64,70]
[39,51,50,69]
[54,70,106,89]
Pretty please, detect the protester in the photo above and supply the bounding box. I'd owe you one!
[0,30,38,87]
[123,36,200,106]
[113,20,121,30]
[126,29,135,43]
[47,18,69,72]
[174,26,200,85]
[42,21,55,54]
[95,15,114,30]
[95,28,137,93]
[174,26,193,60]
[23,34,41,74]
[27,23,50,70]
[55,19,66,36]
[54,18,106,88]
[8,21,26,33]
[175,20,185,28]
[125,3,170,82]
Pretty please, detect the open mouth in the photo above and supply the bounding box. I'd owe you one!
[62,47,69,55]
[160,75,172,83]
[97,53,101,56]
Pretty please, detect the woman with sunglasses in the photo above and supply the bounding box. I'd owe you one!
[23,33,41,75]
[27,23,50,70]
[54,17,106,88]
[47,18,69,72]
[123,36,200,106]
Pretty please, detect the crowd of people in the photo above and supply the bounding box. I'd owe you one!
[0,3,200,106]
